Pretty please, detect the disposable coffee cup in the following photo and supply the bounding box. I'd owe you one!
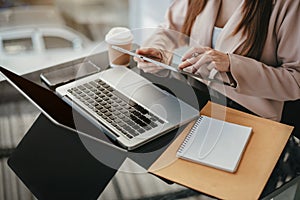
[105,27,133,67]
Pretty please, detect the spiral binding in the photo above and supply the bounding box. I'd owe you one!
[177,116,203,154]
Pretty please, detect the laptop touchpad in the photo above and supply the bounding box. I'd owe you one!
[122,81,169,106]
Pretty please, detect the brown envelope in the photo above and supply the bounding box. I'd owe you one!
[148,101,293,200]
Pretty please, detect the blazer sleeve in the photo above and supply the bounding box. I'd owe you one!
[229,0,300,101]
[142,0,188,64]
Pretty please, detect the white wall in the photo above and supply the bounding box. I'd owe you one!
[129,0,172,28]
[129,0,173,43]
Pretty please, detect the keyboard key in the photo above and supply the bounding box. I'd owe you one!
[119,121,125,127]
[103,84,110,88]
[157,118,165,124]
[103,97,109,101]
[123,117,129,122]
[111,95,118,100]
[111,103,118,107]
[136,106,148,115]
[100,108,107,113]
[140,116,151,124]
[104,112,112,117]
[115,125,122,131]
[129,107,135,112]
[78,85,85,90]
[98,94,105,98]
[96,80,105,85]
[132,125,140,130]
[149,122,158,128]
[87,99,94,104]
[109,115,115,120]
[144,125,152,130]
[127,120,135,127]
[116,106,122,110]
[107,87,114,92]
[115,118,122,123]
[84,83,92,89]
[150,113,165,124]
[90,82,98,87]
[100,101,107,106]
[104,104,111,109]
[116,99,122,104]
[108,107,115,112]
[130,131,139,137]
[126,133,133,139]
[137,128,145,134]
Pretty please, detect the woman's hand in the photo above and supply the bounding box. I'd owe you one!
[134,48,165,73]
[178,47,230,74]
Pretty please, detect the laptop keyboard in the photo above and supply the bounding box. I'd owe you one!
[67,79,165,140]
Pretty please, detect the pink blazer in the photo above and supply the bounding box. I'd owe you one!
[143,0,300,121]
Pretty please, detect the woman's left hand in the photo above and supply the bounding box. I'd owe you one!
[178,47,230,74]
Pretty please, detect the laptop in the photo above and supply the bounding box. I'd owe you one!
[0,64,198,150]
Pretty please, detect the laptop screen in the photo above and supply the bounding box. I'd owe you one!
[0,66,114,144]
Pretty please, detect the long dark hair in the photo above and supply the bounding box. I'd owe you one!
[181,0,273,59]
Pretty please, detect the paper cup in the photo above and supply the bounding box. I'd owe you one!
[105,27,133,67]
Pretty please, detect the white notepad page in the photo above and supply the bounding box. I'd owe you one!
[176,116,252,173]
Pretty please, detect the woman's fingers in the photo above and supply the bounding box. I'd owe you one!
[192,53,212,70]
[136,48,156,55]
[136,48,162,60]
[179,47,230,74]
[133,56,143,62]
[181,47,209,61]
[178,56,198,69]
[179,51,211,70]
[133,48,166,74]
[134,48,163,73]
[182,64,197,73]
[194,62,213,77]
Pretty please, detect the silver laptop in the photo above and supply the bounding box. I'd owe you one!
[56,66,199,150]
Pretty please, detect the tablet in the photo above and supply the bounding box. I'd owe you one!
[112,45,227,85]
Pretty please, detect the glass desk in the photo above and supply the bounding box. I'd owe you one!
[3,51,300,200]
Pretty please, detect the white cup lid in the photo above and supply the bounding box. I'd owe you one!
[105,27,133,45]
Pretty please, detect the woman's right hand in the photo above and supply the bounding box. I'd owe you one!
[134,48,165,73]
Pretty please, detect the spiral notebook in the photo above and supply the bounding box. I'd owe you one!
[176,116,252,173]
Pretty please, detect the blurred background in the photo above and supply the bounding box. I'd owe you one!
[0,0,172,75]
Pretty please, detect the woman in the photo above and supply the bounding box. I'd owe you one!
[134,0,300,122]
[134,0,300,195]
